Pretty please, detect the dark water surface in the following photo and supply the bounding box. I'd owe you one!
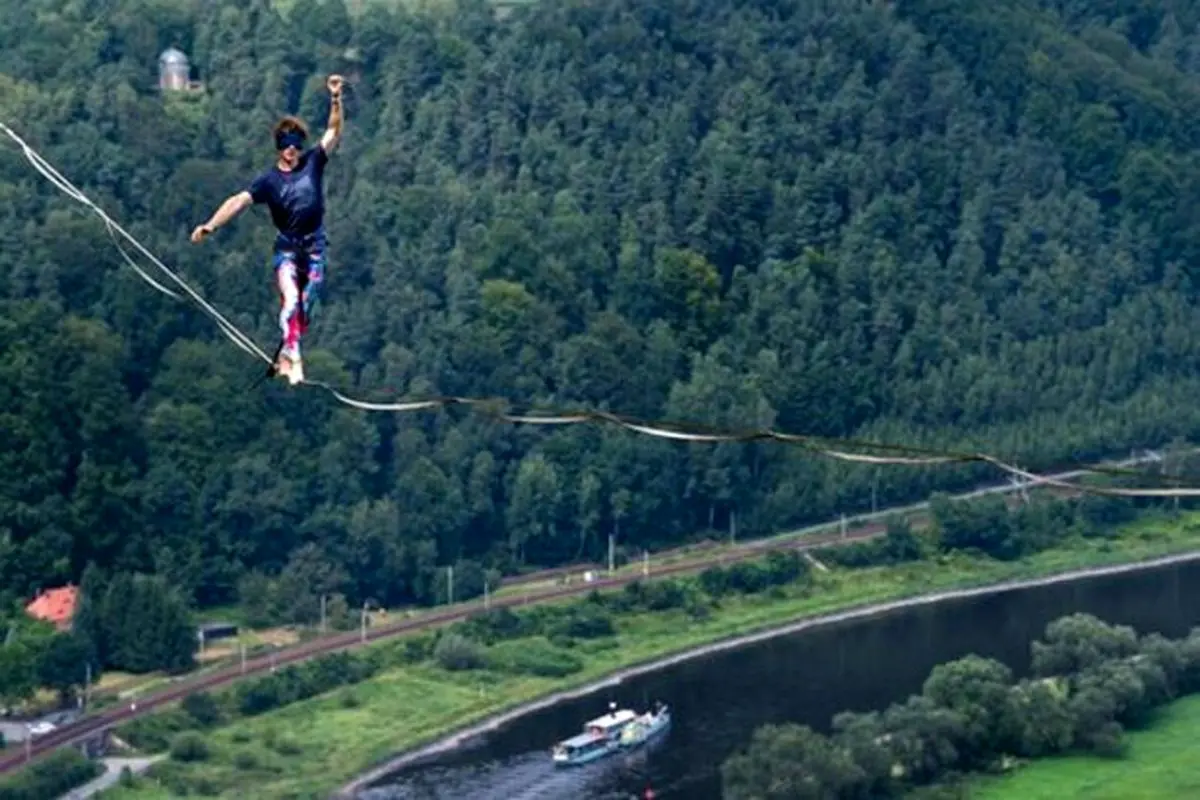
[357,558,1200,800]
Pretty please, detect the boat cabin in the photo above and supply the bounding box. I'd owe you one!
[583,708,637,736]
[552,707,639,765]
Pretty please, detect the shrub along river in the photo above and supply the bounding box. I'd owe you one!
[352,554,1200,799]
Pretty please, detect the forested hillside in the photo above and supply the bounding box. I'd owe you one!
[2,0,1200,621]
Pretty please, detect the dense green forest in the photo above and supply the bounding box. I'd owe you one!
[3,0,1200,630]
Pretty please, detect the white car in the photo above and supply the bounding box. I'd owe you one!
[28,721,56,736]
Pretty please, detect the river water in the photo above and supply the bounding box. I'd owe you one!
[355,556,1200,800]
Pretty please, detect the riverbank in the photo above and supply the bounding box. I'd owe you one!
[974,692,1200,799]
[100,511,1200,799]
[960,676,1200,799]
[338,546,1200,797]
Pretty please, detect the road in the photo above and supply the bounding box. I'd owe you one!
[0,449,1171,775]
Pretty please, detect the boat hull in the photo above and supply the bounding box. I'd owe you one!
[553,740,622,767]
[618,709,671,750]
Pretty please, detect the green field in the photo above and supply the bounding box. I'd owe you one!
[87,511,1200,800]
[969,693,1200,799]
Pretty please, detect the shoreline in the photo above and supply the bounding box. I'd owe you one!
[334,546,1200,797]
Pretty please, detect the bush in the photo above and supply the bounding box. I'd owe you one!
[607,581,645,613]
[0,748,102,799]
[763,550,806,585]
[238,674,286,715]
[434,633,487,671]
[641,578,689,611]
[118,707,196,752]
[386,633,435,664]
[182,691,221,726]
[235,650,379,715]
[814,541,887,568]
[457,607,528,643]
[488,638,584,677]
[725,561,769,594]
[554,604,616,640]
[699,566,729,597]
[686,598,713,620]
[158,765,218,797]
[169,731,210,762]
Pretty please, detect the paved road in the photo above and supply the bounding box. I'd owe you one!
[0,449,1172,776]
[0,709,81,744]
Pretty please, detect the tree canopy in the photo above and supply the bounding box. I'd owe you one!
[722,613,1199,798]
[1,0,1199,615]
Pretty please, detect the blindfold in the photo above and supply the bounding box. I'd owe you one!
[275,130,306,151]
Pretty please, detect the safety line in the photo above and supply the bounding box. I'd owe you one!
[1,123,272,364]
[3,121,1199,498]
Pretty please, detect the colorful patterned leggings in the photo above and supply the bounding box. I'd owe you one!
[273,239,325,361]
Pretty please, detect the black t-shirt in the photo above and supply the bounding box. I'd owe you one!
[248,145,328,241]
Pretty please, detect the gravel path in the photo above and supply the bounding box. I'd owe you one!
[59,755,166,799]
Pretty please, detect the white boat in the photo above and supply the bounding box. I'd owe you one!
[618,702,671,750]
[551,704,638,767]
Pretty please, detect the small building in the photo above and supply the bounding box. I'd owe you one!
[159,47,204,93]
[25,585,78,631]
[197,622,239,645]
[198,622,239,641]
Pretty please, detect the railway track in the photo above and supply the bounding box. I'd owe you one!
[0,522,888,774]
[0,451,1168,775]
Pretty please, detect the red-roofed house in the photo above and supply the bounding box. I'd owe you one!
[25,584,79,631]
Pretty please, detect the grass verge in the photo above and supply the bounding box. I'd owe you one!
[967,692,1200,799]
[96,511,1200,799]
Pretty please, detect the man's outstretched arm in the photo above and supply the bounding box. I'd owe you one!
[320,74,344,154]
[191,191,253,243]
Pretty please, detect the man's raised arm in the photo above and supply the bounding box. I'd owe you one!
[320,74,345,154]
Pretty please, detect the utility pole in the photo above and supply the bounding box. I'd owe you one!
[240,643,247,674]
[320,594,327,634]
[1168,449,1180,511]
[360,602,368,643]
[484,580,490,610]
[608,533,615,574]
[642,550,649,577]
[447,565,454,606]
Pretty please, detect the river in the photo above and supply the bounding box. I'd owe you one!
[352,555,1200,800]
